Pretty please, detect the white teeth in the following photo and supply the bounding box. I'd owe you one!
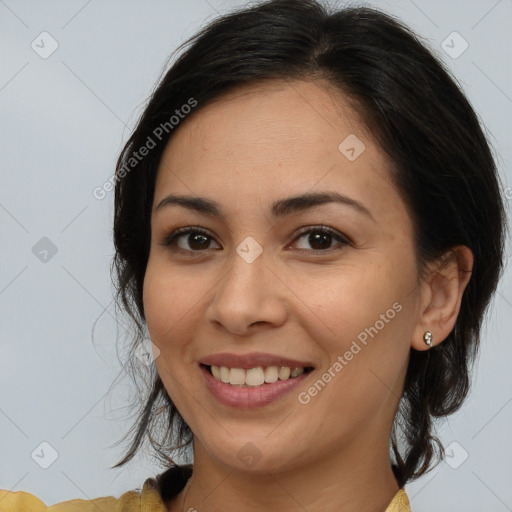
[229,368,246,386]
[278,366,291,380]
[246,367,265,386]
[211,365,221,380]
[209,365,307,386]
[264,366,279,383]
[290,367,304,378]
[220,366,230,383]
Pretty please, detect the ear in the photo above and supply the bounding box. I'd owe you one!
[411,245,473,351]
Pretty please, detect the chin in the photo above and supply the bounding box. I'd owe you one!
[199,433,310,475]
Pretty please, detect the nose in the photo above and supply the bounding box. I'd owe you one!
[204,247,288,336]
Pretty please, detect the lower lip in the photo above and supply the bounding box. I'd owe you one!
[200,365,313,409]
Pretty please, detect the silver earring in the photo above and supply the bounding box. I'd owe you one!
[423,331,433,348]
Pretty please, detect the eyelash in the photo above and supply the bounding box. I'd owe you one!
[159,225,351,255]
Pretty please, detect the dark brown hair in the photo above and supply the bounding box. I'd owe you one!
[110,0,506,486]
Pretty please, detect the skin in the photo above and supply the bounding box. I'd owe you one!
[142,79,473,512]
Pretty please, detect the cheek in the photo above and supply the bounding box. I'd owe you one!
[142,258,199,351]
[293,268,413,428]
[143,260,201,402]
[291,260,413,343]
[290,258,415,406]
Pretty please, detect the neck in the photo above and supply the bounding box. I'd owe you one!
[169,437,399,512]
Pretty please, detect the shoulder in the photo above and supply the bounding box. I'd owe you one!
[0,476,167,512]
[385,489,412,512]
[0,465,191,511]
[0,489,48,511]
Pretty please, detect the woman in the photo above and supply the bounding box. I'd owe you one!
[1,0,506,510]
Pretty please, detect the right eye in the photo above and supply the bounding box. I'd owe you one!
[160,227,222,253]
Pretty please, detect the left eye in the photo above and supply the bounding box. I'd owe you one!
[290,226,350,252]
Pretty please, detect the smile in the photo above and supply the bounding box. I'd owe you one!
[204,364,314,387]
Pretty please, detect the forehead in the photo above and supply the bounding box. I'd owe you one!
[154,79,402,224]
[159,79,368,167]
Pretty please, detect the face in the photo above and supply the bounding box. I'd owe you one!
[143,79,423,474]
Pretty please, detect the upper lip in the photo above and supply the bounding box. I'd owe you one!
[199,352,315,370]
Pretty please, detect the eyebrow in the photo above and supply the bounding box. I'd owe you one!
[155,191,375,222]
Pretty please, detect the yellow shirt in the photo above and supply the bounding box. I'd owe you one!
[0,480,411,511]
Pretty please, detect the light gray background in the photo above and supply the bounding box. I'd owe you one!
[1,0,511,510]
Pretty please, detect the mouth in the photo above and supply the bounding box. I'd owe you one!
[200,363,315,387]
[198,352,316,408]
